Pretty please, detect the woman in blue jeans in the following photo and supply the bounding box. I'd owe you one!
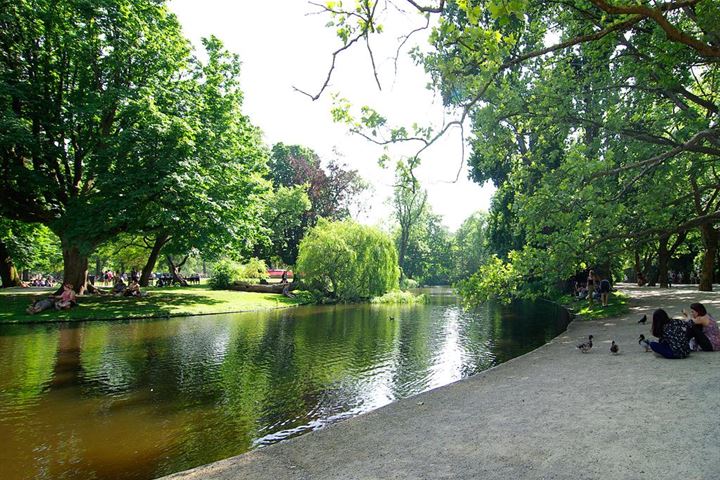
[650,309,691,359]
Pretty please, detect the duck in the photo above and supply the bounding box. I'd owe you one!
[577,335,594,353]
[637,314,647,325]
[638,334,651,352]
[610,340,619,355]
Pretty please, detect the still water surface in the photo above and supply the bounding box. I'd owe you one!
[0,288,569,480]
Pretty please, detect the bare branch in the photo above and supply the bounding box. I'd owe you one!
[594,127,719,180]
[365,33,382,91]
[293,30,366,100]
[393,15,430,78]
[403,0,445,14]
[590,210,720,248]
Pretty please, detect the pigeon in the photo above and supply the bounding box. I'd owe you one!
[577,335,594,353]
[610,340,619,355]
[637,314,647,325]
[638,334,651,352]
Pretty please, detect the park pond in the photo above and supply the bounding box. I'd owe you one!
[0,288,570,480]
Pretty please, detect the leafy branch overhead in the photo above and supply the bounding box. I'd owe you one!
[309,0,719,295]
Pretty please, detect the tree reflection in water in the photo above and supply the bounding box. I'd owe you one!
[0,289,569,480]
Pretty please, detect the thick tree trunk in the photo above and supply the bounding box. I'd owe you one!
[657,235,670,288]
[166,254,189,287]
[140,233,169,287]
[0,237,22,287]
[61,237,90,294]
[699,223,718,292]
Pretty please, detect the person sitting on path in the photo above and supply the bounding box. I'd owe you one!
[649,309,691,359]
[54,283,77,310]
[683,303,719,351]
[124,280,142,297]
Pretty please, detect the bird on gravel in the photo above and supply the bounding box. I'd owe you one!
[637,314,647,325]
[610,340,619,355]
[577,335,593,353]
[638,334,652,352]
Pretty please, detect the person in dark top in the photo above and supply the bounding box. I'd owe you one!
[649,309,691,359]
[599,278,611,307]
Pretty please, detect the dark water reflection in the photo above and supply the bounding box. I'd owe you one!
[0,288,569,479]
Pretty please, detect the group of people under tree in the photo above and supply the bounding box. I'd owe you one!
[649,303,720,359]
[26,275,146,315]
[573,270,612,308]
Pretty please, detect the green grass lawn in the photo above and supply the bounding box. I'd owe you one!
[0,285,304,324]
[560,291,631,320]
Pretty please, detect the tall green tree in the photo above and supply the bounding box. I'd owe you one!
[452,211,490,283]
[0,219,61,286]
[267,143,367,264]
[122,36,271,286]
[391,161,428,278]
[0,3,270,292]
[0,0,191,292]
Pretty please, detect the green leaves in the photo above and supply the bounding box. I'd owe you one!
[297,219,399,301]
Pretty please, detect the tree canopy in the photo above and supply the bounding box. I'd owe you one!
[314,0,720,298]
[0,1,269,292]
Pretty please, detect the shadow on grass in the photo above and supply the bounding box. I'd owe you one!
[0,286,294,323]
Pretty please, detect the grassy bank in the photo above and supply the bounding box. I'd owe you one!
[557,291,631,320]
[0,285,304,324]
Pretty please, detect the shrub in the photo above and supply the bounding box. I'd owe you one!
[456,255,522,305]
[297,219,399,301]
[209,259,242,290]
[238,258,268,281]
[370,290,426,304]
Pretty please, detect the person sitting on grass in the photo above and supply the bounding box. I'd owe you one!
[112,277,127,296]
[26,296,55,314]
[123,280,142,297]
[649,309,691,359]
[54,283,77,310]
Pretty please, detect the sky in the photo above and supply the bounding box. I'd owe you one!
[169,0,495,231]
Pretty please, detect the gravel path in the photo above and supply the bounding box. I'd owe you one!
[162,285,720,480]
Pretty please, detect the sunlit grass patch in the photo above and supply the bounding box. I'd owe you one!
[570,292,630,320]
[0,285,303,324]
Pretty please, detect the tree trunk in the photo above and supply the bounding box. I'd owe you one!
[657,235,670,288]
[699,223,718,292]
[61,237,90,294]
[166,254,188,286]
[140,233,169,286]
[0,237,21,287]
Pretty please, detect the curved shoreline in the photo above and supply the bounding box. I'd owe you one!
[161,284,720,480]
